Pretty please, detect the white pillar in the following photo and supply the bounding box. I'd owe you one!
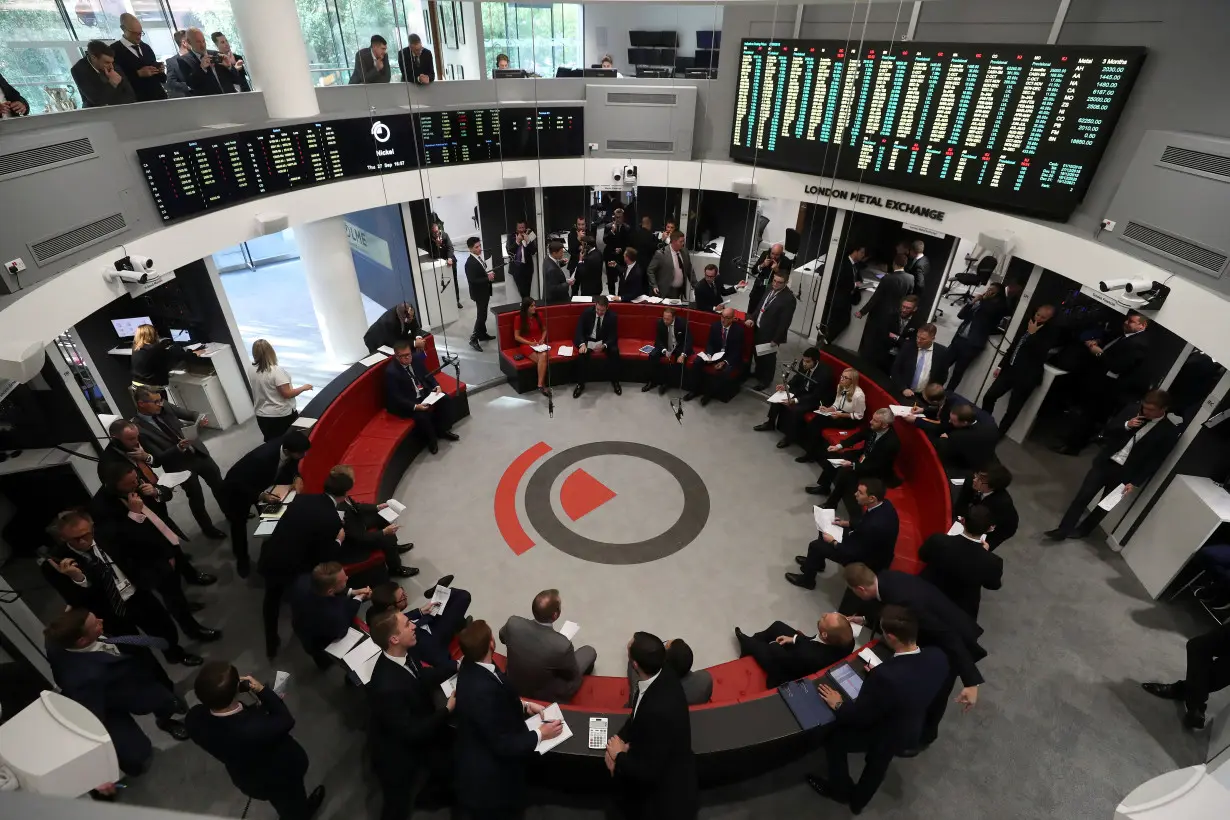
[232,0,319,119]
[298,217,370,363]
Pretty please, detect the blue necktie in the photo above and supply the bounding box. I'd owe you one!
[912,351,926,389]
[103,634,170,651]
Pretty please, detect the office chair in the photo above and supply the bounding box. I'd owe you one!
[946,255,997,306]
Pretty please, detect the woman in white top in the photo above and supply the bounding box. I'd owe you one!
[250,339,313,441]
[798,368,867,463]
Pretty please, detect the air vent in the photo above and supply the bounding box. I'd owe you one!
[0,137,96,181]
[606,139,674,153]
[606,92,678,106]
[1120,221,1229,278]
[29,213,128,266]
[1158,145,1230,181]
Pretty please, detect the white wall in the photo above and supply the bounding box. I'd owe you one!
[427,191,482,252]
[439,1,483,81]
[583,3,724,71]
[756,197,801,247]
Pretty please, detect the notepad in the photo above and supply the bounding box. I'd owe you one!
[697,351,724,363]
[632,295,650,303]
[440,674,458,698]
[325,628,367,659]
[828,458,850,468]
[254,519,278,537]
[950,478,966,486]
[291,416,317,429]
[767,390,791,404]
[645,296,664,304]
[557,346,574,357]
[430,586,452,610]
[663,298,683,306]
[422,391,445,406]
[341,639,382,684]
[812,506,844,543]
[559,621,580,642]
[947,520,965,536]
[526,703,573,754]
[157,470,193,489]
[888,404,916,418]
[755,342,778,356]
[360,352,388,367]
[531,344,550,352]
[571,296,593,303]
[377,345,395,356]
[378,499,406,523]
[1097,484,1128,511]
[858,647,882,668]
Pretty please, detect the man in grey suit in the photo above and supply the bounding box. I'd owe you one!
[627,638,712,706]
[542,240,571,302]
[647,230,694,300]
[499,589,597,702]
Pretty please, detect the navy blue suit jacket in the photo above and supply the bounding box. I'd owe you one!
[574,306,619,348]
[833,646,950,753]
[704,321,747,366]
[386,353,438,416]
[838,500,899,572]
[288,573,360,654]
[453,660,539,812]
[258,494,342,580]
[874,570,987,687]
[223,438,302,505]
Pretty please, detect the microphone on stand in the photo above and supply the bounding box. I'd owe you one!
[671,397,684,425]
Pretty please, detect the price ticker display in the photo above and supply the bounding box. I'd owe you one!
[730,39,1145,220]
[499,106,586,160]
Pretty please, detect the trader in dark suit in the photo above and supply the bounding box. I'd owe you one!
[745,272,798,391]
[398,34,435,84]
[0,70,30,115]
[187,661,324,820]
[633,215,660,272]
[427,221,463,308]
[45,608,188,776]
[363,301,426,353]
[860,294,921,372]
[164,29,191,97]
[919,506,1004,620]
[807,408,901,508]
[981,304,1059,436]
[746,243,793,316]
[505,220,538,300]
[807,605,950,813]
[954,462,1019,551]
[333,464,417,578]
[465,237,495,350]
[843,564,987,750]
[289,562,371,668]
[572,295,621,398]
[499,589,597,702]
[684,308,747,406]
[857,264,915,364]
[788,478,899,589]
[211,32,249,91]
[1141,620,1230,731]
[571,231,604,297]
[542,240,571,302]
[1056,311,1152,454]
[821,245,867,344]
[645,307,691,394]
[905,238,931,292]
[935,403,1000,479]
[753,346,833,449]
[659,639,712,705]
[368,609,457,818]
[350,34,392,84]
[567,215,592,260]
[178,28,241,95]
[736,612,855,689]
[603,208,633,295]
[1046,389,1181,541]
[692,263,739,313]
[386,340,459,454]
[946,284,1008,390]
[454,620,563,817]
[110,14,166,102]
[72,41,136,107]
[366,576,470,671]
[891,323,952,398]
[131,386,227,538]
[606,631,699,820]
[647,230,695,300]
[617,247,647,303]
[221,430,311,579]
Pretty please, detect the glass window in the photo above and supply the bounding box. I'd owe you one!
[0,0,82,113]
[165,0,238,52]
[294,0,348,86]
[482,2,581,79]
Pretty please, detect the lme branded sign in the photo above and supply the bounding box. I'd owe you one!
[803,185,946,222]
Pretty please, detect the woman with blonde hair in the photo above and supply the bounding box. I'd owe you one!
[797,367,867,463]
[130,323,199,395]
[251,339,313,441]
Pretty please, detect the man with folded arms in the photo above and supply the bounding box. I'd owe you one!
[753,346,833,450]
[572,295,622,398]
[787,477,898,590]
[644,306,691,394]
[500,588,597,702]
[735,612,855,688]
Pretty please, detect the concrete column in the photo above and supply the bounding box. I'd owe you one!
[297,217,369,363]
[232,0,319,120]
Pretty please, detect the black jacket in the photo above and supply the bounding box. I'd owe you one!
[386,351,438,416]
[953,484,1019,551]
[0,72,29,115]
[506,234,538,283]
[830,256,862,310]
[619,262,648,303]
[905,254,931,292]
[1091,330,1151,394]
[368,653,453,777]
[572,247,605,296]
[453,660,540,812]
[109,38,167,102]
[891,341,953,394]
[574,306,618,348]
[693,277,736,313]
[836,426,901,487]
[632,226,660,268]
[41,542,128,617]
[177,50,241,95]
[288,573,360,655]
[874,570,987,687]
[71,56,135,107]
[861,270,914,325]
[90,489,178,590]
[464,254,492,301]
[363,307,425,353]
[542,258,570,302]
[1095,403,1181,487]
[753,632,854,690]
[919,533,1004,620]
[747,250,794,311]
[398,46,435,84]
[863,309,922,367]
[748,287,797,345]
[223,438,302,507]
[339,497,396,557]
[653,318,691,357]
[349,46,392,84]
[131,340,196,386]
[936,413,1000,477]
[783,361,835,412]
[258,494,343,581]
[703,321,747,365]
[831,646,949,754]
[603,222,633,268]
[953,296,1007,349]
[615,670,699,819]
[999,320,1060,385]
[185,689,309,800]
[837,499,899,572]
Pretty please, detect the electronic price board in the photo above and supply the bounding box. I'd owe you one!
[416,108,502,167]
[729,39,1145,220]
[499,107,586,160]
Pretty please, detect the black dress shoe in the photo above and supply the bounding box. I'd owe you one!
[795,453,816,463]
[1184,708,1208,730]
[423,574,455,597]
[1043,528,1069,541]
[172,695,189,715]
[641,382,655,392]
[776,438,793,449]
[156,717,189,741]
[784,572,816,590]
[185,572,218,586]
[701,395,712,406]
[393,566,421,578]
[795,555,807,569]
[201,526,226,539]
[306,785,326,818]
[897,742,931,758]
[804,774,849,806]
[734,627,750,655]
[457,301,464,310]
[440,431,460,442]
[428,441,439,455]
[190,628,222,642]
[612,382,622,396]
[1051,443,1083,456]
[480,334,498,342]
[804,484,827,495]
[573,384,585,398]
[753,382,771,392]
[469,339,483,352]
[1141,681,1185,701]
[170,652,204,667]
[683,391,699,401]
[658,383,668,395]
[753,421,775,432]
[398,543,415,553]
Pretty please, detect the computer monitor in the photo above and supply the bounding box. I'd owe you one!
[555,67,583,78]
[583,68,617,78]
[169,328,192,342]
[636,67,674,79]
[111,316,152,338]
[684,68,717,80]
[493,69,527,79]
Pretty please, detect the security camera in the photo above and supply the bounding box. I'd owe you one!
[124,255,156,272]
[1124,278,1155,293]
[612,168,623,182]
[1098,278,1131,292]
[623,165,638,182]
[106,255,161,285]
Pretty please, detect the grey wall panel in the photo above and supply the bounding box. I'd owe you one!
[800,0,913,41]
[586,84,696,160]
[913,0,1060,42]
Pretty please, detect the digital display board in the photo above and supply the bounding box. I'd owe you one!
[499,106,586,160]
[729,39,1145,220]
[416,108,502,167]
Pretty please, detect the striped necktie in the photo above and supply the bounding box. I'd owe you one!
[77,548,128,616]
[103,634,169,650]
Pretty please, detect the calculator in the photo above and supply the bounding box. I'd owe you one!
[588,717,609,749]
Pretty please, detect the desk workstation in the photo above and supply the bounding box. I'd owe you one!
[106,339,253,430]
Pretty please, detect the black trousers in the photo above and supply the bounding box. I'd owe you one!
[411,588,473,670]
[1056,458,1124,535]
[256,412,299,442]
[745,621,805,689]
[1063,374,1123,449]
[767,403,806,443]
[471,294,490,339]
[406,395,453,445]
[946,337,983,391]
[222,490,253,566]
[981,369,1036,436]
[801,537,858,581]
[605,262,622,294]
[686,359,743,399]
[511,265,532,300]
[823,300,853,345]
[154,571,204,637]
[751,332,778,385]
[263,575,292,655]
[1179,623,1230,712]
[823,728,895,810]
[575,345,620,386]
[123,588,188,661]
[647,350,686,387]
[178,452,226,532]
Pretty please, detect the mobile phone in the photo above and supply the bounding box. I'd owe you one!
[588,717,609,750]
[237,679,252,693]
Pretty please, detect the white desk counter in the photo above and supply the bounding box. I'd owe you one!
[1122,475,1230,599]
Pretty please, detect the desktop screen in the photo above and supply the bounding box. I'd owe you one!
[112,316,152,338]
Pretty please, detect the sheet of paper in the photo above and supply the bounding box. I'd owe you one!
[950,478,966,486]
[377,345,395,356]
[888,404,916,418]
[698,351,725,363]
[531,344,550,353]
[431,586,452,610]
[755,342,778,356]
[156,470,193,489]
[440,674,458,698]
[290,416,317,429]
[851,622,865,642]
[325,628,367,659]
[526,703,573,754]
[272,670,290,697]
[1097,484,1128,511]
[828,458,849,467]
[254,519,278,537]
[767,390,791,404]
[812,506,844,543]
[589,341,605,353]
[378,507,398,523]
[559,621,580,642]
[663,298,683,306]
[645,296,664,304]
[638,344,656,355]
[632,295,650,303]
[341,639,382,684]
[947,520,965,536]
[359,352,388,367]
[570,296,592,303]
[422,391,445,406]
[557,345,574,357]
[386,498,405,514]
[858,647,882,668]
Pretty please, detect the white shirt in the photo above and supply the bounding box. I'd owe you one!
[633,670,661,719]
[123,39,144,59]
[895,646,922,657]
[383,650,414,676]
[72,542,136,601]
[252,365,296,418]
[589,312,603,341]
[1111,416,1161,465]
[67,640,122,657]
[469,251,484,266]
[832,387,866,420]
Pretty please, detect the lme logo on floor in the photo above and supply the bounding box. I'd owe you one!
[496,441,710,565]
